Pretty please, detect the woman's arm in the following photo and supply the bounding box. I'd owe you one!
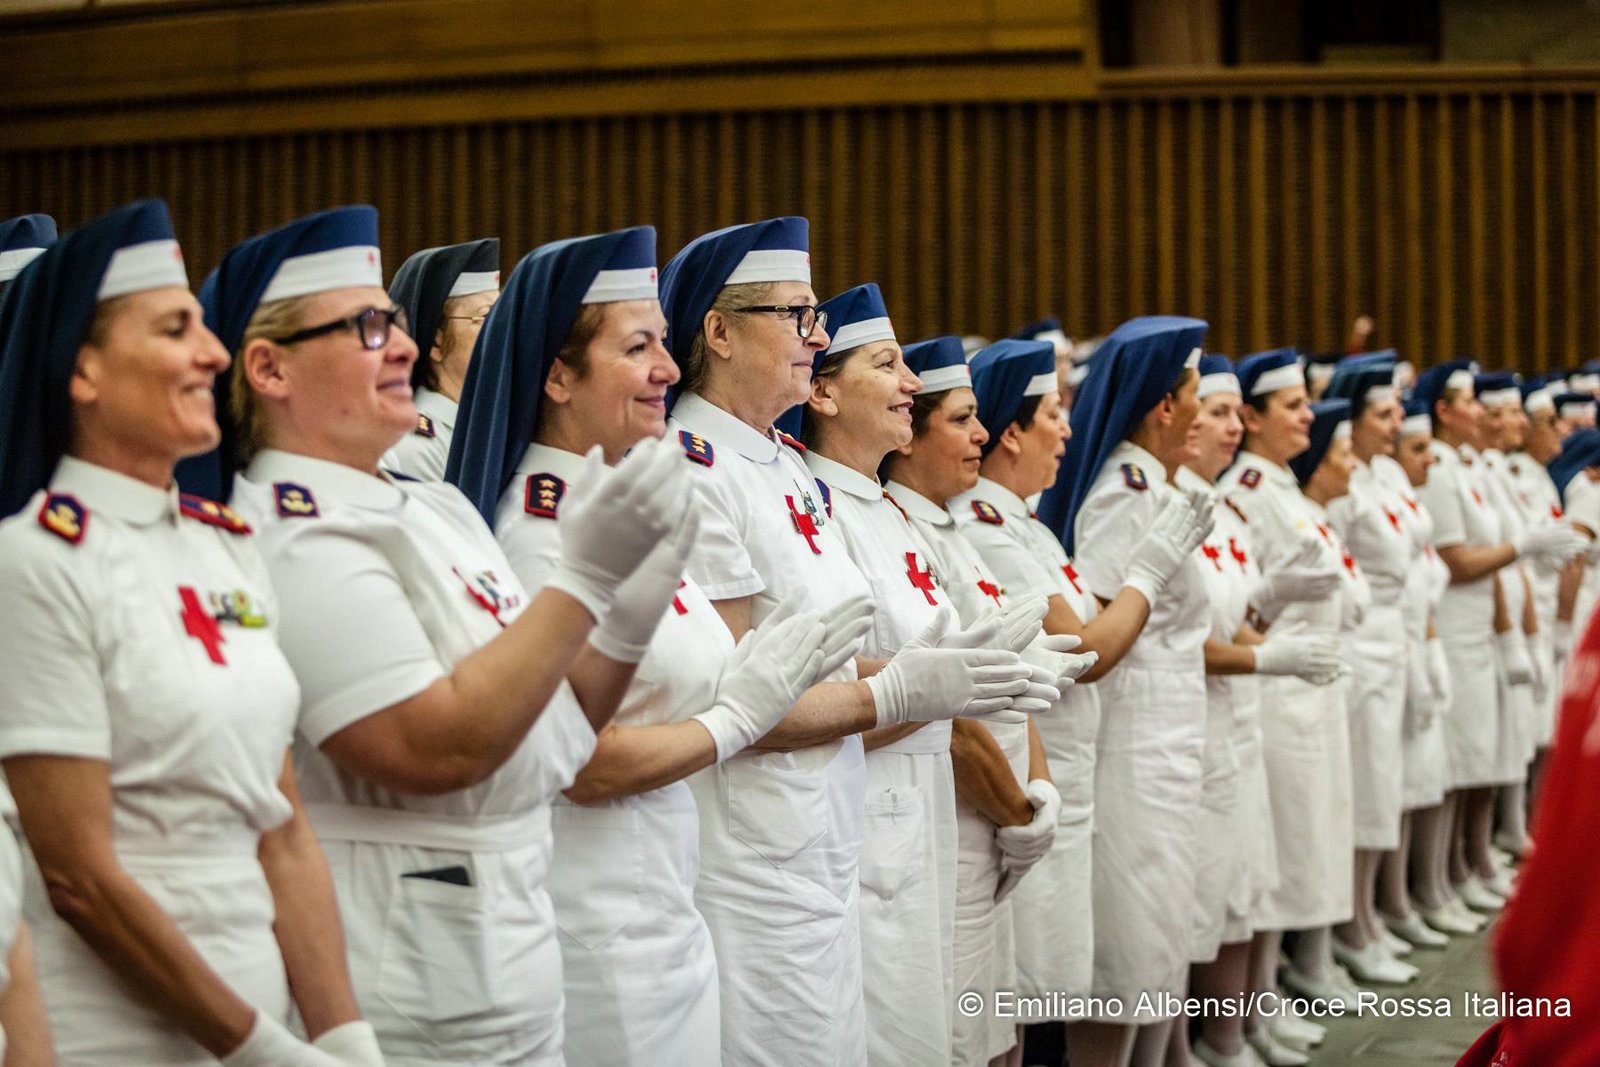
[565,646,639,734]
[1493,572,1512,634]
[1054,589,1151,683]
[1521,568,1539,636]
[4,755,260,1057]
[320,586,597,795]
[257,755,361,1040]
[562,721,717,804]
[1025,719,1050,784]
[950,721,1031,827]
[1438,542,1517,585]
[1558,556,1583,624]
[1203,638,1256,676]
[0,921,53,1067]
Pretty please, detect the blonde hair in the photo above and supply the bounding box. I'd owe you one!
[229,295,314,465]
[681,281,773,395]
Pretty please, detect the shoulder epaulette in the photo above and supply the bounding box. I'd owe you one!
[179,493,252,534]
[1239,468,1262,490]
[414,414,436,439]
[524,473,565,519]
[678,429,714,467]
[971,499,1004,525]
[815,479,833,520]
[37,493,87,544]
[273,482,320,519]
[776,431,807,454]
[1121,463,1149,491]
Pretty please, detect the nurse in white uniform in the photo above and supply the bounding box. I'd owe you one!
[383,238,500,479]
[658,218,1033,1067]
[881,336,1086,1067]
[959,336,1210,1067]
[1411,360,1580,919]
[1178,356,1341,1067]
[1318,354,1418,986]
[0,201,369,1065]
[187,206,696,1066]
[1035,317,1217,1067]
[447,225,864,1066]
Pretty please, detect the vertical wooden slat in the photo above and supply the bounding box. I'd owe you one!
[1247,97,1268,350]
[1466,95,1487,359]
[1064,104,1088,338]
[1185,98,1206,326]
[1155,99,1175,315]
[1095,102,1117,331]
[1216,100,1237,354]
[1400,96,1424,366]
[1562,94,1579,369]
[1532,94,1549,368]
[1499,96,1518,366]
[1435,94,1455,362]
[1125,101,1146,319]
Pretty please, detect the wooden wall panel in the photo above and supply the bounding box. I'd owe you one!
[5,82,1600,371]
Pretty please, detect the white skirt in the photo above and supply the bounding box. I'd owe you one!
[1440,630,1501,789]
[1255,672,1355,930]
[1529,628,1558,752]
[1223,702,1278,945]
[858,741,957,1067]
[1188,681,1245,963]
[1088,665,1207,1021]
[1345,605,1408,849]
[1492,655,1534,786]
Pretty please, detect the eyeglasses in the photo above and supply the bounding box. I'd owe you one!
[733,304,828,340]
[271,305,410,351]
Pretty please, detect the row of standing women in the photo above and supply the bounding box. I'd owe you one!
[0,203,1588,1067]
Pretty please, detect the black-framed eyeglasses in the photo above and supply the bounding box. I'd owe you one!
[733,304,828,340]
[271,305,410,351]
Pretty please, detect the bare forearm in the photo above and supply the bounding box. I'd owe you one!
[567,646,638,734]
[0,924,53,1067]
[564,721,718,803]
[1558,557,1582,623]
[259,812,358,1038]
[1026,720,1050,783]
[751,680,878,751]
[1073,588,1152,682]
[1440,543,1517,584]
[1521,570,1539,635]
[1204,638,1256,676]
[862,723,926,753]
[951,720,1030,826]
[1493,573,1512,634]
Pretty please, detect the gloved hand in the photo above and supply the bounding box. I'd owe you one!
[1529,634,1550,704]
[1021,633,1099,693]
[588,507,701,662]
[1553,618,1575,662]
[1005,662,1063,717]
[1252,536,1342,621]
[1498,629,1536,687]
[1514,522,1586,566]
[996,595,1049,654]
[1425,636,1453,716]
[1339,567,1369,631]
[813,593,876,680]
[996,779,1061,880]
[692,599,828,761]
[311,1022,385,1067]
[1252,632,1343,682]
[547,438,692,620]
[865,646,1030,727]
[1124,488,1215,605]
[221,1013,349,1067]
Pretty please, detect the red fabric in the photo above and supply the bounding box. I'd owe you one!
[1491,609,1600,1065]
[1455,1020,1516,1067]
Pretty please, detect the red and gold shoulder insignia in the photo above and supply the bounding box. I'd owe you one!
[524,473,565,519]
[414,413,437,439]
[678,430,714,467]
[273,482,320,519]
[971,500,1004,525]
[1121,463,1149,491]
[1239,468,1262,489]
[38,493,86,544]
[179,494,252,534]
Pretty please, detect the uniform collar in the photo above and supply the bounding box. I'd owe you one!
[1236,448,1296,488]
[51,455,177,526]
[246,449,404,509]
[1109,438,1164,479]
[514,441,590,482]
[671,391,778,463]
[805,451,881,501]
[972,475,1031,520]
[414,387,459,431]
[1174,464,1211,494]
[883,480,953,525]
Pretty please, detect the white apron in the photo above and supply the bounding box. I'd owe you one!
[1075,444,1209,1021]
[1224,453,1354,931]
[495,443,728,1067]
[1482,449,1537,784]
[1504,453,1565,750]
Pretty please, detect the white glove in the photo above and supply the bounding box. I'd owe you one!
[1404,639,1435,734]
[221,1014,348,1067]
[996,779,1061,878]
[311,1022,385,1067]
[1124,488,1216,605]
[1498,629,1536,686]
[1553,618,1575,661]
[1514,522,1586,566]
[692,600,829,761]
[1252,632,1343,682]
[1021,634,1098,694]
[996,595,1049,654]
[1425,636,1453,716]
[1529,634,1550,703]
[548,438,692,620]
[588,507,701,662]
[1008,663,1063,716]
[865,646,1030,727]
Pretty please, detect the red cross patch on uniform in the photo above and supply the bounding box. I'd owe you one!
[1121,463,1149,491]
[274,482,320,518]
[1240,468,1262,489]
[678,430,714,467]
[524,473,565,519]
[179,494,252,535]
[37,493,86,544]
[414,413,436,439]
[971,500,1004,525]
